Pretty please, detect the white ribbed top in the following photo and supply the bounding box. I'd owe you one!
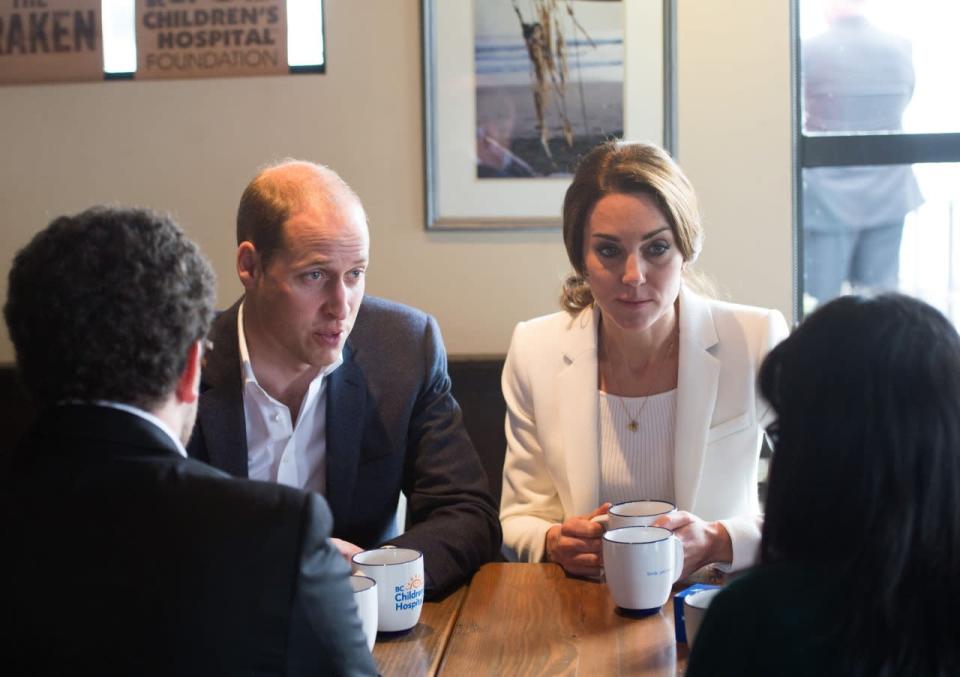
[598,389,677,505]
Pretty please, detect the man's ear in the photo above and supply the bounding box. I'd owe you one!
[237,241,260,291]
[175,340,203,405]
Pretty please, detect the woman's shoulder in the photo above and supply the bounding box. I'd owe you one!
[689,562,843,676]
[723,560,815,592]
[702,295,784,325]
[685,289,789,347]
[505,307,595,384]
[511,307,593,344]
[716,560,837,617]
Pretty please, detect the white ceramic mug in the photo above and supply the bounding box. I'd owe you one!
[602,526,684,613]
[349,575,378,651]
[352,547,425,632]
[605,499,676,530]
[683,588,721,647]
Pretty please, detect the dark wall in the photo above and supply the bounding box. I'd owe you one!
[448,358,507,508]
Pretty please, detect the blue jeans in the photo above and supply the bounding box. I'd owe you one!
[803,221,904,302]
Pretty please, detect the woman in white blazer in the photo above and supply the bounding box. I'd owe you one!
[500,141,789,578]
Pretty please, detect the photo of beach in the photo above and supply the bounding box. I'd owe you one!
[474,0,624,179]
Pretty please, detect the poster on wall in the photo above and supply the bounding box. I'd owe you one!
[0,0,102,85]
[475,0,624,180]
[136,0,287,80]
[424,0,667,230]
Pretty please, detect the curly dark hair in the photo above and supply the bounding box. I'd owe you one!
[4,206,216,411]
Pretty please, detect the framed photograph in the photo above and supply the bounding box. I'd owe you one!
[423,0,674,230]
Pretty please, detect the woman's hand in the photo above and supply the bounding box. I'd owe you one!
[652,511,733,579]
[544,503,611,577]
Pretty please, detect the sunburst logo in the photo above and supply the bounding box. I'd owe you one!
[394,574,425,610]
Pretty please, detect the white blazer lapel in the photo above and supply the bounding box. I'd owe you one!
[557,307,601,516]
[674,287,721,511]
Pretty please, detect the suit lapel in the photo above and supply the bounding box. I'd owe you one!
[197,384,248,477]
[324,342,367,521]
[673,287,720,511]
[558,307,601,515]
[196,300,249,478]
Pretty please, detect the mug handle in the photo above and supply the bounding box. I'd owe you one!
[671,535,684,583]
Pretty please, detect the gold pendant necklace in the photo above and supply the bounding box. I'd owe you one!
[615,394,648,432]
[600,319,679,433]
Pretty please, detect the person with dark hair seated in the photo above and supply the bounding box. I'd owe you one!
[687,293,960,676]
[1,207,377,675]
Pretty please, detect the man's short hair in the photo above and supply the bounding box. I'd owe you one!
[4,206,216,411]
[235,166,300,265]
[235,159,363,264]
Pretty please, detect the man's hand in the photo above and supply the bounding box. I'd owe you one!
[544,503,611,577]
[330,537,364,567]
[652,511,732,579]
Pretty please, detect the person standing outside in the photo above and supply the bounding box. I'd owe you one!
[802,0,923,303]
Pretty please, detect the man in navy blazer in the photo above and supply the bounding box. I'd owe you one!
[188,160,501,596]
[1,207,376,675]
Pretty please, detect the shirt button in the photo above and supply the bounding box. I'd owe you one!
[272,413,281,422]
[282,455,290,464]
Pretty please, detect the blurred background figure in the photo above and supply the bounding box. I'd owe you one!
[688,294,960,675]
[802,0,923,304]
[476,89,537,178]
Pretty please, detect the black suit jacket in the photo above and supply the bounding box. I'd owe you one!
[189,296,501,596]
[0,404,377,676]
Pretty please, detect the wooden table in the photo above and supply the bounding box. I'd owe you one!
[439,563,688,676]
[373,563,698,676]
[372,586,468,676]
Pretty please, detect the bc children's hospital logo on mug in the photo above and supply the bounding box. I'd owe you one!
[352,547,425,632]
[395,573,425,610]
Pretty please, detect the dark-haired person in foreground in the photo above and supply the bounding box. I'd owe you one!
[1,207,377,675]
[188,160,501,597]
[687,293,960,676]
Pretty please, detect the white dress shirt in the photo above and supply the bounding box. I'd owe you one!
[238,303,342,495]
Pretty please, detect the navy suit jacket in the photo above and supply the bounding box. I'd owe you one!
[0,404,377,676]
[188,295,501,596]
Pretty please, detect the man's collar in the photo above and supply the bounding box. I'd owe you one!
[236,301,344,392]
[63,400,188,458]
